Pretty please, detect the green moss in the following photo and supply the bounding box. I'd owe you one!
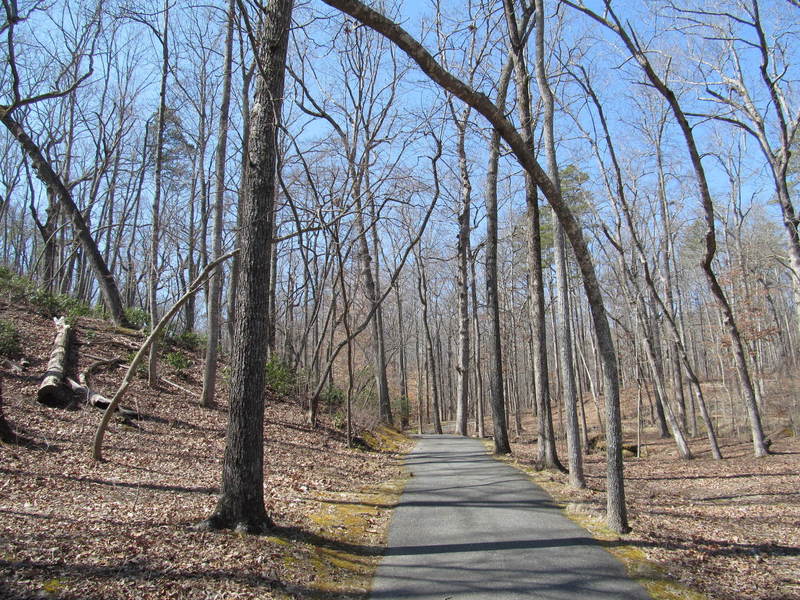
[266,429,411,598]
[297,472,408,596]
[359,425,408,453]
[42,578,65,594]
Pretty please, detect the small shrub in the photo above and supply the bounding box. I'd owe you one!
[27,287,61,316]
[265,355,296,397]
[322,385,345,408]
[0,320,21,357]
[168,330,206,351]
[332,410,346,430]
[0,266,14,285]
[124,307,150,330]
[165,351,191,373]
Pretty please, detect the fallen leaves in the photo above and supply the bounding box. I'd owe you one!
[511,435,800,600]
[0,304,407,599]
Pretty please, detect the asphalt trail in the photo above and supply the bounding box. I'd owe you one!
[370,435,651,599]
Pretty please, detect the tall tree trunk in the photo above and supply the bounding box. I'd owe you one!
[483,59,513,455]
[148,0,170,387]
[501,0,562,468]
[453,106,471,437]
[470,251,485,438]
[395,281,410,428]
[353,184,392,425]
[201,0,293,533]
[417,254,442,435]
[201,0,235,409]
[227,58,254,350]
[533,0,584,487]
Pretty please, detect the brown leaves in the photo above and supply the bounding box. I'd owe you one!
[0,305,404,599]
[512,435,800,600]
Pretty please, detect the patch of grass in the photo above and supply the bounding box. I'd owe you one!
[0,319,21,357]
[303,477,409,596]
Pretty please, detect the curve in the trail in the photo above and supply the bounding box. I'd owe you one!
[370,434,650,600]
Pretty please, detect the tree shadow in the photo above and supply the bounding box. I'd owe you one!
[0,467,218,495]
[0,556,366,600]
[272,524,384,557]
[599,536,800,559]
[0,425,61,452]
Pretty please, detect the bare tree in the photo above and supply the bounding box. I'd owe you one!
[200,0,236,409]
[201,0,294,533]
[563,0,769,458]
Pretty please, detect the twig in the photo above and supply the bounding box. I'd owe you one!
[161,377,194,396]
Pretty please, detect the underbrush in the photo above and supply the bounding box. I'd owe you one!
[0,267,105,322]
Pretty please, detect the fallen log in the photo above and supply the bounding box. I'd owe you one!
[37,317,71,407]
[65,356,137,418]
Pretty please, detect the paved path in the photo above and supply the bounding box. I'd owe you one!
[370,435,650,599]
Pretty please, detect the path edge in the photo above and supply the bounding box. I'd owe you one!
[479,439,709,600]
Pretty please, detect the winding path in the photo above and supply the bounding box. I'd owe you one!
[370,435,650,599]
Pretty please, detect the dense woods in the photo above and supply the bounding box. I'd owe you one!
[2,0,799,541]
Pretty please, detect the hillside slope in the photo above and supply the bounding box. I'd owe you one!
[0,299,409,599]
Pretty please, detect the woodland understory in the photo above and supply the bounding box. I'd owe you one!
[0,295,797,600]
[1,0,800,597]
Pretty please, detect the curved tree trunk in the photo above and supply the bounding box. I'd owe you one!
[322,0,628,533]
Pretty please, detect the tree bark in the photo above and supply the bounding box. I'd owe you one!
[453,105,471,437]
[200,0,235,409]
[533,0,584,488]
[202,0,293,532]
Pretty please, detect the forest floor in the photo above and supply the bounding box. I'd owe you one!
[510,430,800,600]
[3,295,799,600]
[0,299,412,600]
